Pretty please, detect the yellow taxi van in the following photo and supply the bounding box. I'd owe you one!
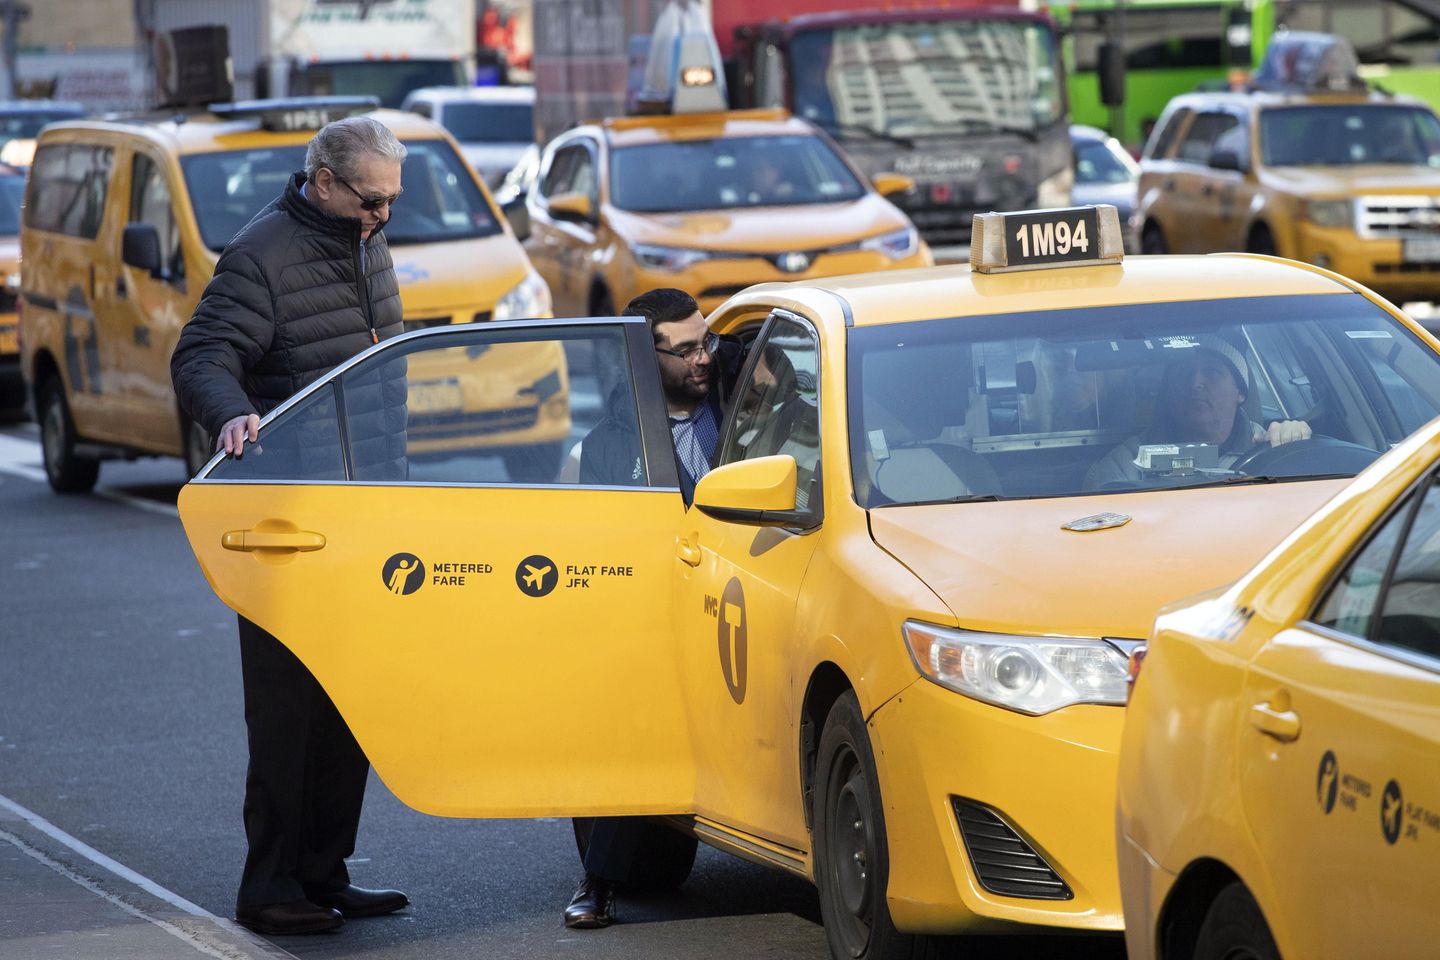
[1135,32,1440,311]
[1117,417,1440,960]
[19,96,559,492]
[174,205,1440,959]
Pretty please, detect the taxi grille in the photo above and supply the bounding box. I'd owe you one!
[1357,195,1440,238]
[952,797,1072,901]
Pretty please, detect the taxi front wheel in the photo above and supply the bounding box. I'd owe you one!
[814,691,936,960]
[1192,882,1280,960]
[38,378,99,494]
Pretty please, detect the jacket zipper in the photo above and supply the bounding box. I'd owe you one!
[354,237,377,344]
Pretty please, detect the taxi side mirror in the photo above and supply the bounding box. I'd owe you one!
[548,191,594,224]
[872,172,914,198]
[1208,148,1245,173]
[122,222,164,277]
[694,455,805,526]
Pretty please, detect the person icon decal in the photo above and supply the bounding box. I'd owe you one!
[388,558,416,594]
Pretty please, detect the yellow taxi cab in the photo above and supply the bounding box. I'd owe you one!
[1135,32,1440,309]
[1117,419,1440,960]
[173,205,1440,959]
[0,162,23,411]
[523,107,931,318]
[18,95,560,492]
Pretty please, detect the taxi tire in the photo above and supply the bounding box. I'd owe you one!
[1192,882,1280,960]
[38,378,99,494]
[572,817,698,895]
[814,692,934,960]
[183,416,212,479]
[1141,223,1169,255]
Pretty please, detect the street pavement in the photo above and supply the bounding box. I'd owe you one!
[0,421,1125,960]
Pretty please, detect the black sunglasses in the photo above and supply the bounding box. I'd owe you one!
[333,173,403,211]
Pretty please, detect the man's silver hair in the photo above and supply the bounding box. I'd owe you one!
[304,116,407,181]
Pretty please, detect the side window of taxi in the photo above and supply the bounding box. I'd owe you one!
[1314,479,1440,664]
[206,326,645,487]
[541,143,595,202]
[719,315,822,514]
[130,153,184,285]
[26,144,114,238]
[1145,107,1190,160]
[1175,112,1237,165]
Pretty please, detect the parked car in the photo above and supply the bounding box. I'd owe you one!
[0,100,85,154]
[1071,124,1139,250]
[402,85,536,187]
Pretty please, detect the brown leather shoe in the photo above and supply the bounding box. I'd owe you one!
[563,874,614,929]
[234,899,343,935]
[305,884,409,918]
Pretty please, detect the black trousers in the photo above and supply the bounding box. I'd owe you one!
[236,616,370,909]
[573,816,648,884]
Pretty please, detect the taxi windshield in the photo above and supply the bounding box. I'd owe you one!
[789,19,1063,138]
[181,139,501,252]
[1261,105,1440,167]
[848,294,1440,507]
[609,135,866,213]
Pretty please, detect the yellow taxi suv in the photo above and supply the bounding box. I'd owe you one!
[175,205,1440,960]
[523,107,932,318]
[1117,419,1440,960]
[1135,32,1440,311]
[19,95,557,493]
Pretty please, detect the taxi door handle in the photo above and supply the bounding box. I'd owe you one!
[1250,702,1301,742]
[676,533,701,567]
[222,530,327,552]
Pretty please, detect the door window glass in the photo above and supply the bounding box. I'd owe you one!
[1314,492,1416,638]
[719,315,822,512]
[26,143,114,238]
[1146,107,1190,160]
[540,145,582,198]
[1376,481,1440,662]
[130,153,183,283]
[206,326,646,487]
[1176,112,1238,164]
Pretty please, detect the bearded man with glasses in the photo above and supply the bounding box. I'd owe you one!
[171,115,410,936]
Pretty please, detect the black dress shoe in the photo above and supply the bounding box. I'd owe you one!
[563,874,614,929]
[305,884,409,918]
[234,899,343,935]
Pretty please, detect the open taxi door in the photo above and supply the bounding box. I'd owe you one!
[177,319,696,818]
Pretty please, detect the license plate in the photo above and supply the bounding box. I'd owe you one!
[408,378,462,413]
[1403,235,1440,262]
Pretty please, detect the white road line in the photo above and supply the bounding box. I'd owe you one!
[0,792,213,917]
[0,432,181,517]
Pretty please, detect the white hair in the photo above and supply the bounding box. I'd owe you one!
[304,116,407,180]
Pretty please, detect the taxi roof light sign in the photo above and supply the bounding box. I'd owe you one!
[971,205,1124,274]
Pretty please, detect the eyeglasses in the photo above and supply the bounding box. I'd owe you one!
[333,173,403,211]
[655,333,718,362]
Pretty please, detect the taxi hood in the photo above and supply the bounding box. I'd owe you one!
[388,233,530,317]
[868,482,1346,640]
[1264,164,1440,196]
[607,193,909,252]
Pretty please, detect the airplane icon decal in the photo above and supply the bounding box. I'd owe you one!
[515,555,559,597]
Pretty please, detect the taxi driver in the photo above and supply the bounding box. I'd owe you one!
[1086,336,1310,489]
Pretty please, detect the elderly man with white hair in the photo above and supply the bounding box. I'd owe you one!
[172,115,410,935]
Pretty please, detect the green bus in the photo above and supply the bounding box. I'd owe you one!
[1049,0,1440,147]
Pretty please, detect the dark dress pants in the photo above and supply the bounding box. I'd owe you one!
[574,816,649,884]
[236,616,370,909]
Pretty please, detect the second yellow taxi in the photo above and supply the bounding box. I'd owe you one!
[174,205,1440,959]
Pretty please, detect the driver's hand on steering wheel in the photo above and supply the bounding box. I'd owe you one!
[1253,420,1312,448]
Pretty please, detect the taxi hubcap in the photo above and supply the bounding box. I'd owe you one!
[835,775,871,916]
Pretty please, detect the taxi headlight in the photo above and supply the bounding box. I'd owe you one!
[634,243,709,273]
[493,268,553,321]
[1304,198,1354,229]
[860,226,918,260]
[902,620,1129,715]
[1037,166,1074,209]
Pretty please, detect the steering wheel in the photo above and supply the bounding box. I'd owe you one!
[1229,435,1382,478]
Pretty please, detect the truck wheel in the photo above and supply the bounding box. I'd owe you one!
[38,377,99,494]
[1141,223,1169,254]
[182,416,213,479]
[571,818,699,895]
[813,691,933,960]
[1193,882,1280,960]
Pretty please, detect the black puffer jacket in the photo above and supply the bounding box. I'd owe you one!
[172,172,406,478]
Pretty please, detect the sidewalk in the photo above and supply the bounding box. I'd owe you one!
[0,795,295,960]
